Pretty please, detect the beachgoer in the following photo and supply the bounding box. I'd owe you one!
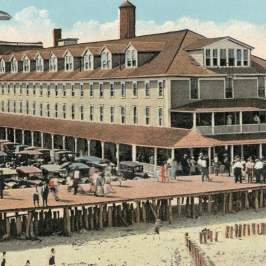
[66,175,73,192]
[95,172,104,197]
[49,175,59,201]
[254,158,263,183]
[245,157,254,183]
[159,164,166,183]
[48,248,56,266]
[1,252,6,266]
[181,154,190,176]
[233,156,243,183]
[32,185,40,207]
[25,260,30,266]
[224,155,231,177]
[189,156,197,175]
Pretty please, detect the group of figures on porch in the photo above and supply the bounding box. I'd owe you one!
[158,152,266,185]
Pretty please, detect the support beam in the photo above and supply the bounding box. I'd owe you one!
[40,132,44,148]
[171,148,175,160]
[259,144,263,159]
[87,140,91,156]
[13,129,16,143]
[154,147,158,174]
[230,145,234,164]
[62,136,66,150]
[239,111,243,133]
[240,145,244,159]
[21,130,25,145]
[116,143,120,169]
[74,138,78,154]
[31,131,34,147]
[101,142,104,159]
[211,112,215,135]
[192,112,197,129]
[5,128,8,140]
[50,134,54,150]
[132,145,137,162]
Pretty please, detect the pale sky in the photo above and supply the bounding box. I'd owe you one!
[0,0,266,57]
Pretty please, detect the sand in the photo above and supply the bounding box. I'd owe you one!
[2,208,266,265]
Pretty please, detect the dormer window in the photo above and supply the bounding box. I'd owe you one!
[36,55,44,72]
[83,50,93,70]
[0,59,5,73]
[125,47,137,68]
[101,48,112,70]
[23,56,30,72]
[11,57,18,73]
[64,51,74,71]
[49,54,57,72]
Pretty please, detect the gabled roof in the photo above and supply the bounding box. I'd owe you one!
[126,41,165,52]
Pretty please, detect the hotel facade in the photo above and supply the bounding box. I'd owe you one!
[0,0,266,169]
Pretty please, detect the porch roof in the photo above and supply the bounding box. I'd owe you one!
[213,133,266,146]
[172,99,266,113]
[0,113,220,149]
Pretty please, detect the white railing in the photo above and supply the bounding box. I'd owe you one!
[242,123,266,133]
[214,125,241,135]
[197,126,213,135]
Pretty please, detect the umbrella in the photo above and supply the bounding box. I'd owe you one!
[68,163,90,171]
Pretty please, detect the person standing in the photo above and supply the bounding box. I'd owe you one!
[32,185,40,207]
[159,163,166,183]
[181,154,190,176]
[1,252,6,266]
[48,248,56,266]
[254,158,263,183]
[189,156,197,175]
[245,157,254,183]
[233,156,243,183]
[42,182,49,207]
[224,155,231,177]
[201,155,209,182]
[95,172,104,197]
[49,176,59,201]
[24,260,30,266]
[170,158,177,180]
[73,169,80,195]
[213,154,219,176]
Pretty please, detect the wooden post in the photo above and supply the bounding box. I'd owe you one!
[254,190,259,211]
[108,206,113,227]
[244,191,249,209]
[177,197,182,217]
[89,207,94,230]
[191,197,196,219]
[83,207,89,230]
[198,196,203,216]
[99,205,103,230]
[228,193,233,212]
[168,199,173,224]
[207,195,212,214]
[63,208,71,236]
[260,190,264,208]
[25,211,33,239]
[222,193,227,215]
[15,213,22,237]
[142,202,147,223]
[135,202,140,224]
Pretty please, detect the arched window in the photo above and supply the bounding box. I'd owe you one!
[83,50,94,70]
[23,56,30,72]
[11,57,18,73]
[49,54,58,72]
[64,51,74,71]
[101,48,112,69]
[36,55,44,72]
[126,46,138,68]
[0,59,5,73]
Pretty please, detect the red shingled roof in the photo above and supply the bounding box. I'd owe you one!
[0,113,219,148]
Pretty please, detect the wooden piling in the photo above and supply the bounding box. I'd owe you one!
[177,197,182,217]
[254,190,259,211]
[15,213,22,237]
[207,195,212,214]
[228,193,233,212]
[168,199,173,224]
[244,191,249,209]
[108,206,113,227]
[25,211,32,239]
[63,208,71,236]
[260,190,264,208]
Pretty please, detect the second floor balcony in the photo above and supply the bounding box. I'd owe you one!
[171,98,266,136]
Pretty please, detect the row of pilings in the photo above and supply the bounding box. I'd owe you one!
[0,188,265,240]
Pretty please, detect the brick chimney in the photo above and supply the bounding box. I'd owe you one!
[53,28,62,47]
[119,0,136,39]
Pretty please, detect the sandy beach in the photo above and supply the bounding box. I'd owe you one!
[1,208,266,265]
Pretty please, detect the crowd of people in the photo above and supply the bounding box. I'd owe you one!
[158,152,266,184]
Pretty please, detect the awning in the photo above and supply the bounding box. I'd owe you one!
[16,166,42,174]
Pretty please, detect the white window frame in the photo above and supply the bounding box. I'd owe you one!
[0,59,5,73]
[23,56,30,73]
[11,57,18,73]
[145,106,150,125]
[101,48,112,70]
[83,50,94,70]
[125,46,138,68]
[49,54,58,72]
[36,54,44,72]
[64,51,74,72]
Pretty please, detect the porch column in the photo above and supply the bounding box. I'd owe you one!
[22,130,25,145]
[13,129,16,143]
[240,145,244,159]
[230,145,234,164]
[211,112,215,135]
[239,111,243,133]
[87,140,91,156]
[171,148,175,160]
[31,131,34,147]
[190,148,193,157]
[208,147,212,164]
[51,134,55,150]
[259,144,263,159]
[154,147,158,174]
[62,136,66,150]
[101,141,105,159]
[192,112,197,129]
[116,144,120,168]
[74,138,78,154]
[40,132,44,148]
[132,145,137,162]
[5,128,8,140]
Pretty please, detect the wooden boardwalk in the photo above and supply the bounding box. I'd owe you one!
[0,175,266,212]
